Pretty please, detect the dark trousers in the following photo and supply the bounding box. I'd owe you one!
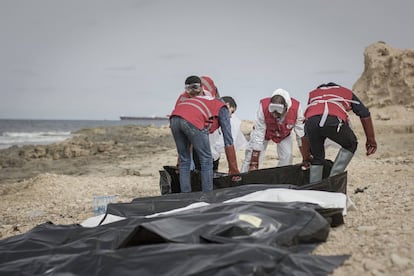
[305,115,358,165]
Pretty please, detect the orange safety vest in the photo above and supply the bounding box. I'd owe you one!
[304,86,355,124]
[261,97,299,143]
[171,96,225,133]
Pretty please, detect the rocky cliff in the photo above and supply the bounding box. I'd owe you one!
[353,42,414,107]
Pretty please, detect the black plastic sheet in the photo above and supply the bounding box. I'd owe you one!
[160,163,347,195]
[0,164,350,275]
[0,243,349,276]
[0,198,349,275]
[108,184,345,227]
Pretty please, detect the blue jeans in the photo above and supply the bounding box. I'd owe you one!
[170,116,213,192]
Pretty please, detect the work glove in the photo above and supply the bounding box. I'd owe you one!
[249,150,260,171]
[299,136,312,170]
[360,116,377,155]
[224,145,241,182]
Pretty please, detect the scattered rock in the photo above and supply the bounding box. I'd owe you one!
[390,253,412,267]
[357,226,377,232]
[363,259,386,272]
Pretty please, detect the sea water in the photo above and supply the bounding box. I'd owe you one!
[0,118,169,149]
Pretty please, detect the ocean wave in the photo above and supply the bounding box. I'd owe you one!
[0,131,72,149]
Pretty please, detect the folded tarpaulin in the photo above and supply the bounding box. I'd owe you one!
[0,198,349,275]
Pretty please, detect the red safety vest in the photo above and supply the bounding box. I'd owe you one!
[174,92,191,107]
[304,86,354,123]
[201,76,219,98]
[261,97,299,143]
[171,96,225,133]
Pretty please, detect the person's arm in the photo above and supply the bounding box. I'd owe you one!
[218,106,233,147]
[218,106,240,178]
[294,103,312,168]
[249,103,266,151]
[351,94,370,118]
[352,94,377,155]
[247,103,266,171]
[293,103,305,147]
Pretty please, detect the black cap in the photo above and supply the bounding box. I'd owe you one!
[221,96,237,109]
[185,75,201,85]
[317,82,339,88]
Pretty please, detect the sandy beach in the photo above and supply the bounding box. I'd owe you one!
[0,105,413,275]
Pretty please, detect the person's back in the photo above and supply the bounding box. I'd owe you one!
[304,82,377,183]
[172,95,225,133]
[305,83,354,124]
[170,76,241,193]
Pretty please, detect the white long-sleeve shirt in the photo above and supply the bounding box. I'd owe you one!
[209,114,248,161]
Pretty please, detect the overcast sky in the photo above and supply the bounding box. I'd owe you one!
[1,0,413,120]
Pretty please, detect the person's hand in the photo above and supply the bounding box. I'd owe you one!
[301,160,311,170]
[366,140,377,155]
[360,116,377,156]
[228,167,241,182]
[230,175,242,182]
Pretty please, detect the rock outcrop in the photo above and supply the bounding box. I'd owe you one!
[353,42,414,107]
[0,125,175,184]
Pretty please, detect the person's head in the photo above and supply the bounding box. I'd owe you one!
[268,88,291,120]
[221,96,237,115]
[184,75,202,96]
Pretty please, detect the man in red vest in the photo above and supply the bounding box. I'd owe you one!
[199,96,247,173]
[170,75,240,192]
[241,88,311,172]
[173,75,223,172]
[304,82,377,183]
